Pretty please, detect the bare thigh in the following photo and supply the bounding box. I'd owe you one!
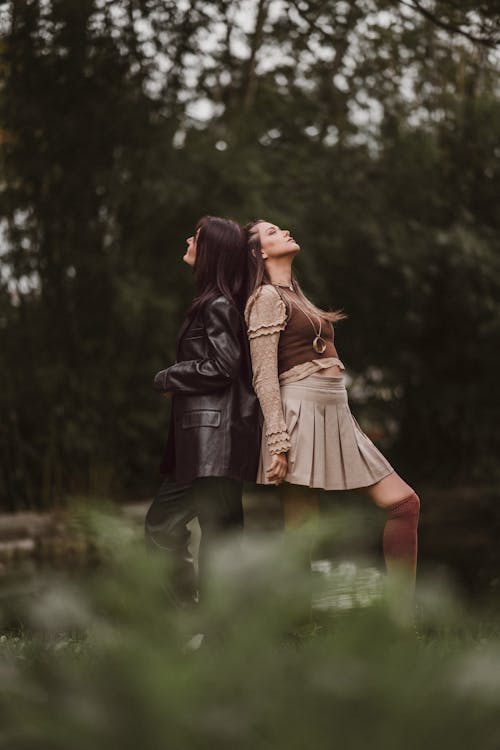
[361,471,415,509]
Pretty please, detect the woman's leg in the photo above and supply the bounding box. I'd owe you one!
[278,482,322,625]
[361,472,420,587]
[279,481,321,530]
[192,476,244,601]
[144,473,198,606]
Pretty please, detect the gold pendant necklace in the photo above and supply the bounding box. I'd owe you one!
[313,335,327,354]
[273,285,327,354]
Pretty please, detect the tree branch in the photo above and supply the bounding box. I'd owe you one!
[241,0,270,111]
[398,0,500,48]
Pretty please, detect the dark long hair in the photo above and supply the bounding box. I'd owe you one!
[244,219,346,324]
[185,215,248,320]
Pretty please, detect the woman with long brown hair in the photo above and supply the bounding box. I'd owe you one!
[145,215,261,606]
[243,219,420,594]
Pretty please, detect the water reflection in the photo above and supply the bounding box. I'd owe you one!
[312,560,383,611]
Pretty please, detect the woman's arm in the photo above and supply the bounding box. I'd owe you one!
[245,286,291,455]
[153,297,242,395]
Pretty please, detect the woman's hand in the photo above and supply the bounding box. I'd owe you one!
[266,452,288,484]
[153,370,173,397]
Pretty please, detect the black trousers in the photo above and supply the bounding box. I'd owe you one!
[144,473,244,605]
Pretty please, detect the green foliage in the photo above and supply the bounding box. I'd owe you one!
[2,506,500,749]
[1,0,500,508]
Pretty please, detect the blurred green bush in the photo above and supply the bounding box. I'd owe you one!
[1,505,500,750]
[2,1,500,510]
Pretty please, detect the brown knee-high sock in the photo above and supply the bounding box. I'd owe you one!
[383,491,420,578]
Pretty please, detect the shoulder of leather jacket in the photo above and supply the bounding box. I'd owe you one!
[206,294,232,309]
[202,294,240,321]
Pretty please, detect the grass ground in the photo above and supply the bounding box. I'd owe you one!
[2,503,500,749]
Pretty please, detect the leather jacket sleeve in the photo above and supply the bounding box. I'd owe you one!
[153,297,243,395]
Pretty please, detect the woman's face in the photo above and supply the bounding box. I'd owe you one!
[183,228,200,267]
[256,222,300,259]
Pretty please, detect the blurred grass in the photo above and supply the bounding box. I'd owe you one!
[2,504,500,749]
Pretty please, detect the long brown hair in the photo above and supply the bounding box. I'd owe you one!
[185,215,248,320]
[244,219,346,325]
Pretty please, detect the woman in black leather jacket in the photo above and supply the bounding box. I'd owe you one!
[145,216,261,605]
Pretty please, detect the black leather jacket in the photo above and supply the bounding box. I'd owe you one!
[153,295,261,483]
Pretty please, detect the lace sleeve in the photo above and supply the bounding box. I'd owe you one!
[245,286,291,455]
[245,284,288,339]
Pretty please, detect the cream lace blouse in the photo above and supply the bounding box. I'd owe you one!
[244,285,345,455]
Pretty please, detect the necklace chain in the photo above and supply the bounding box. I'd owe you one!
[272,284,327,354]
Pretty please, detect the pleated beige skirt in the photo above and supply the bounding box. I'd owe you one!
[256,373,394,490]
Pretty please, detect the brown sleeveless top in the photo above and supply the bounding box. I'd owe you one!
[275,289,339,375]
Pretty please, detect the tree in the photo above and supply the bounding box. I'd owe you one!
[1,0,499,509]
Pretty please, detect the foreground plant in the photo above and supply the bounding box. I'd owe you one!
[1,506,499,750]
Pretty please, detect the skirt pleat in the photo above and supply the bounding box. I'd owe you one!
[256,373,394,490]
